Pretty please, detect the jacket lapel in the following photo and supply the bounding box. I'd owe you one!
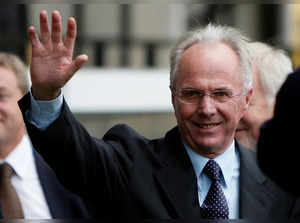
[154,127,201,218]
[238,142,272,218]
[33,150,67,218]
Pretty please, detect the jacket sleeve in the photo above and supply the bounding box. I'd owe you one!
[18,92,135,219]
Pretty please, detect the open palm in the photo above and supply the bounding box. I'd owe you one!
[28,10,88,100]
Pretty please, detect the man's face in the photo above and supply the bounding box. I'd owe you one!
[236,66,273,150]
[172,42,251,158]
[0,66,25,153]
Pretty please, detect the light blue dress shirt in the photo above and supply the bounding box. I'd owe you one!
[27,91,63,130]
[27,90,240,219]
[184,141,240,219]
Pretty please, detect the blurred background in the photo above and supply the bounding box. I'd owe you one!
[1,4,298,139]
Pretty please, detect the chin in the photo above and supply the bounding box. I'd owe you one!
[193,139,224,154]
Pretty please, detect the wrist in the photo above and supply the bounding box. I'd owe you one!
[31,87,61,101]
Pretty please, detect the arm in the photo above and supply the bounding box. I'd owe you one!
[20,91,124,219]
[24,10,129,218]
[26,10,96,193]
[26,90,63,130]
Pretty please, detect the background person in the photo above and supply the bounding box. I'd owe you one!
[236,41,293,150]
[257,66,300,196]
[0,52,90,219]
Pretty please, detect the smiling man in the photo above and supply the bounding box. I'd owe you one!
[171,41,250,158]
[19,10,298,222]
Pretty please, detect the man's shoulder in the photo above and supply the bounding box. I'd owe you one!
[101,124,180,159]
[101,124,164,152]
[103,124,178,143]
[104,124,148,140]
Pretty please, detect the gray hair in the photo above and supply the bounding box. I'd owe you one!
[170,23,252,92]
[0,52,30,95]
[248,42,293,106]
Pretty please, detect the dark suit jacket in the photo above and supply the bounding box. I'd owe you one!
[19,93,297,222]
[0,143,90,219]
[33,150,90,218]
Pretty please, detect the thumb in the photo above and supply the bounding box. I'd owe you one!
[68,54,89,75]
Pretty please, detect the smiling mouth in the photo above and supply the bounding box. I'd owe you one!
[196,123,220,129]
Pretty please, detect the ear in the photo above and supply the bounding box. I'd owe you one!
[170,85,176,106]
[244,88,253,110]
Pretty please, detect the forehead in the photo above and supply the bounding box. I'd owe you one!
[176,41,243,89]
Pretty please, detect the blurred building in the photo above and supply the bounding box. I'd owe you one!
[1,4,297,138]
[0,5,27,62]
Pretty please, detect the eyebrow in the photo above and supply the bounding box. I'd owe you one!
[214,87,232,91]
[181,87,233,92]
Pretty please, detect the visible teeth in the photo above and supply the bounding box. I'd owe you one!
[199,124,218,128]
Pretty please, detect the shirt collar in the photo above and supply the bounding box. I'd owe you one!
[184,140,239,187]
[3,134,36,179]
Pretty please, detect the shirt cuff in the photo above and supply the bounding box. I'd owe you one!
[26,90,63,130]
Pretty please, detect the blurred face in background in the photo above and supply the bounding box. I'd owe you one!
[172,41,252,158]
[236,64,273,150]
[0,66,25,158]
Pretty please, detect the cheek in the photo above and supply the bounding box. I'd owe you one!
[0,102,21,120]
[0,103,8,119]
[226,100,245,122]
[247,105,271,126]
[241,110,253,126]
[173,101,195,121]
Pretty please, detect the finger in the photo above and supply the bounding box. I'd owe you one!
[67,54,88,76]
[40,10,51,44]
[64,17,77,50]
[51,10,62,44]
[28,26,42,49]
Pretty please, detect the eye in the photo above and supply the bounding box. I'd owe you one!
[212,91,230,98]
[211,91,234,103]
[181,89,198,97]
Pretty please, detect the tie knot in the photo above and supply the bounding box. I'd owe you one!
[203,160,222,182]
[0,163,14,179]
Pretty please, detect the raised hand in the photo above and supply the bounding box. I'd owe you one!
[28,10,88,100]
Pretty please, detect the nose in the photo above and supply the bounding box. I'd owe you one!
[197,95,216,117]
